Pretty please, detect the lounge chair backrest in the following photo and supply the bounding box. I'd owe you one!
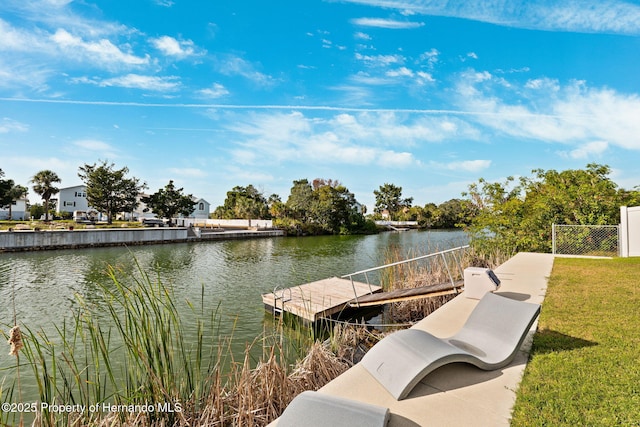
[361,293,541,400]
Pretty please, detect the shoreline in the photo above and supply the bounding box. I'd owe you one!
[0,227,284,253]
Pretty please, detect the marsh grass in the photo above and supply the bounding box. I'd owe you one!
[379,244,510,323]
[511,257,640,426]
[1,260,364,427]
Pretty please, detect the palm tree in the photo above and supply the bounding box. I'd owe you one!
[30,170,61,221]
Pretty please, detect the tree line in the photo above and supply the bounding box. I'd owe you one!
[0,161,196,224]
[3,162,638,250]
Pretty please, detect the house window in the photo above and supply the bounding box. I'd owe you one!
[199,202,204,211]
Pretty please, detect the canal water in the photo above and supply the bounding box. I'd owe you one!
[0,230,466,393]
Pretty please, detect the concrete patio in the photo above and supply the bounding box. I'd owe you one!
[269,252,555,426]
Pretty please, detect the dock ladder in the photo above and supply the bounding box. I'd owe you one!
[271,285,292,315]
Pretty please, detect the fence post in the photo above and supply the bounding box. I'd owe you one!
[552,223,556,255]
[620,206,629,257]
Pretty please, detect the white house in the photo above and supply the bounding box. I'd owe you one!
[56,185,209,221]
[0,197,29,220]
[57,185,90,213]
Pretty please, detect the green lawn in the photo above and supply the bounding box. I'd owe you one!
[512,257,640,426]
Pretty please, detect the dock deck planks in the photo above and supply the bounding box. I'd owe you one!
[262,277,382,322]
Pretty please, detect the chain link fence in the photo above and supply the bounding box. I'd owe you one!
[552,224,620,257]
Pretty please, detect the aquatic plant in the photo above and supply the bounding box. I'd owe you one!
[1,260,360,427]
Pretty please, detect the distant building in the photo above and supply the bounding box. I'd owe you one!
[0,197,29,220]
[57,185,90,213]
[56,185,209,221]
[191,197,210,219]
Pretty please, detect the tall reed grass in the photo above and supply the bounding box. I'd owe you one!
[1,261,358,427]
[380,244,510,323]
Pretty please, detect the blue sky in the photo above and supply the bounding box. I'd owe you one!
[1,0,640,211]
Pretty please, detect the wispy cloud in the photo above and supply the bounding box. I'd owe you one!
[196,83,230,99]
[453,69,640,154]
[342,0,640,35]
[214,54,275,86]
[0,117,28,133]
[355,53,405,66]
[351,17,425,29]
[559,140,609,159]
[151,36,204,59]
[436,159,492,173]
[168,167,208,178]
[72,140,120,158]
[75,74,181,91]
[223,110,467,172]
[51,29,149,67]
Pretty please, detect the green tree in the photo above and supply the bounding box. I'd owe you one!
[78,161,145,224]
[436,199,476,228]
[6,184,29,219]
[309,180,357,233]
[30,169,61,221]
[465,164,633,253]
[0,169,15,211]
[289,178,370,235]
[373,183,413,220]
[29,203,45,220]
[214,185,269,219]
[141,180,196,224]
[267,194,287,219]
[285,179,314,221]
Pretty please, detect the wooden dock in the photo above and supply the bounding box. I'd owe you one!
[262,277,382,323]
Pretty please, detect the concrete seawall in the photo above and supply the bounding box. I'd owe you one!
[0,228,284,252]
[0,228,188,252]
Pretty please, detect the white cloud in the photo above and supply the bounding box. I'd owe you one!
[73,139,112,151]
[151,36,202,58]
[0,18,47,51]
[355,53,405,66]
[559,140,609,159]
[342,0,640,35]
[215,54,275,86]
[222,110,470,172]
[51,29,149,67]
[419,48,440,67]
[443,159,492,173]
[378,151,416,167]
[97,74,181,91]
[351,17,425,29]
[197,83,229,99]
[0,117,28,133]
[168,167,208,177]
[354,31,372,40]
[453,70,640,152]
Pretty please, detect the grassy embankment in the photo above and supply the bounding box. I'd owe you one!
[512,257,640,426]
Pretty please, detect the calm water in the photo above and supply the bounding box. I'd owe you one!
[0,230,466,381]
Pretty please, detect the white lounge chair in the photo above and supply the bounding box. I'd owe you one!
[360,292,541,400]
[277,391,390,427]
